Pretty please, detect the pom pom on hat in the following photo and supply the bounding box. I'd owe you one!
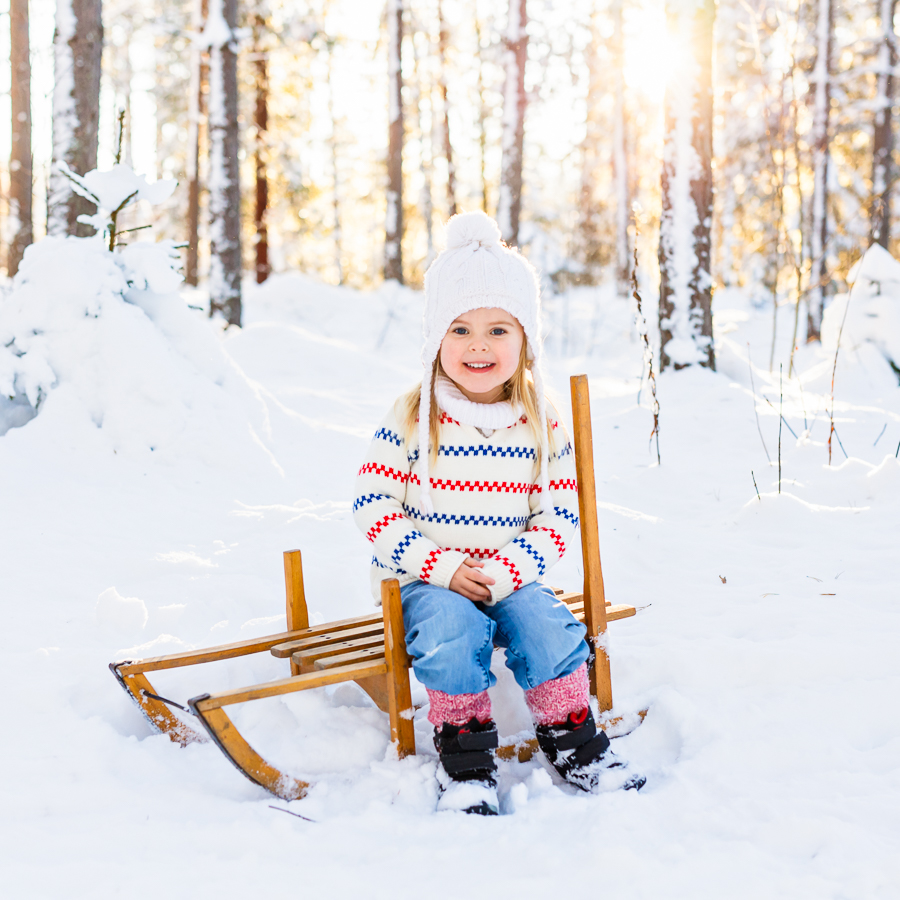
[444,210,502,250]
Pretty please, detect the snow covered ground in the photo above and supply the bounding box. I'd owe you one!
[2,237,899,898]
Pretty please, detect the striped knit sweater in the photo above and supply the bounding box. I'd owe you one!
[353,385,580,604]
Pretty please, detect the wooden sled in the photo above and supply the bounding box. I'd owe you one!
[110,374,644,800]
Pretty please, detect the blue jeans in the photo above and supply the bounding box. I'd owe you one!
[399,580,589,695]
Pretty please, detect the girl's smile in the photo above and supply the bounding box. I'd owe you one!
[439,307,525,403]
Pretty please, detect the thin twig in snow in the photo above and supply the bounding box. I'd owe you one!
[764,396,798,439]
[631,231,660,464]
[895,440,900,458]
[873,423,887,447]
[778,364,783,494]
[828,287,852,465]
[747,344,771,463]
[268,805,316,823]
[832,424,848,459]
[752,470,761,501]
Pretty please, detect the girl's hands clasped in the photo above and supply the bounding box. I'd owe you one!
[449,557,496,603]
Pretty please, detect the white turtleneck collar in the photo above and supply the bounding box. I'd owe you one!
[434,375,522,432]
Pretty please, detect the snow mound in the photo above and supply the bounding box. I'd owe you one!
[0,234,277,471]
[825,243,900,371]
[95,586,148,634]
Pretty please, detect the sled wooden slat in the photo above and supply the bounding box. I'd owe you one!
[311,646,387,670]
[191,659,389,710]
[284,550,309,675]
[270,621,386,659]
[570,603,636,622]
[292,633,386,668]
[115,611,382,677]
[382,578,415,756]
[571,374,613,711]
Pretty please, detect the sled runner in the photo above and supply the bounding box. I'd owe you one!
[110,375,644,800]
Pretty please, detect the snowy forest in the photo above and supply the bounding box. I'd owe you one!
[2,0,899,896]
[2,0,900,351]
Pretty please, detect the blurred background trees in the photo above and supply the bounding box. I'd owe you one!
[1,0,898,350]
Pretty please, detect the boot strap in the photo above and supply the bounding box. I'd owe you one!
[457,728,499,752]
[572,731,610,767]
[441,750,496,776]
[552,716,598,752]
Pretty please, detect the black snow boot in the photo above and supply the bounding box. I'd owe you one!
[433,717,500,816]
[536,707,646,793]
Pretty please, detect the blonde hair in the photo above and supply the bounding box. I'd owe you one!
[399,340,555,472]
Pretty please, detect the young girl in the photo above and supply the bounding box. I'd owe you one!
[354,212,642,815]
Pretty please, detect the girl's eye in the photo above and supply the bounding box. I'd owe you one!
[490,328,507,336]
[452,327,468,335]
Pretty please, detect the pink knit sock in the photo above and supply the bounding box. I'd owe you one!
[524,663,590,726]
[426,688,492,727]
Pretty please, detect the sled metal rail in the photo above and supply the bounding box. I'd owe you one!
[110,374,645,800]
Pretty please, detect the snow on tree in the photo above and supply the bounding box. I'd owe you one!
[807,0,833,342]
[385,0,405,284]
[658,0,716,371]
[8,0,33,276]
[497,0,528,248]
[48,0,103,238]
[870,0,897,250]
[205,0,242,326]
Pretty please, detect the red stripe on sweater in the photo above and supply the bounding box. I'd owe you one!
[366,513,404,543]
[408,474,538,494]
[420,548,444,581]
[450,548,498,559]
[533,479,578,493]
[358,463,409,483]
[530,526,565,555]
[494,556,523,591]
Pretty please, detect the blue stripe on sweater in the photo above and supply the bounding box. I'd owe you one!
[554,506,579,527]
[373,555,406,574]
[439,444,536,459]
[391,531,421,566]
[374,427,402,447]
[512,536,545,576]
[404,506,530,528]
[353,492,391,512]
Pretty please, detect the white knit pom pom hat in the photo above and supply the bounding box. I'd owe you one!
[417,210,551,515]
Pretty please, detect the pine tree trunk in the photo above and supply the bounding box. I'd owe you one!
[871,0,897,250]
[8,0,33,276]
[658,0,715,371]
[48,0,103,237]
[186,0,207,287]
[475,17,488,214]
[807,0,833,342]
[327,45,343,284]
[384,0,404,283]
[253,15,270,284]
[612,0,630,299]
[412,22,435,264]
[437,0,456,217]
[497,0,527,247]
[579,8,602,283]
[207,0,242,326]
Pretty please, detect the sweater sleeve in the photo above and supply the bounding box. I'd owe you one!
[353,405,468,590]
[479,420,579,604]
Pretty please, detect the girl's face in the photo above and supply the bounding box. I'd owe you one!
[439,307,525,403]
